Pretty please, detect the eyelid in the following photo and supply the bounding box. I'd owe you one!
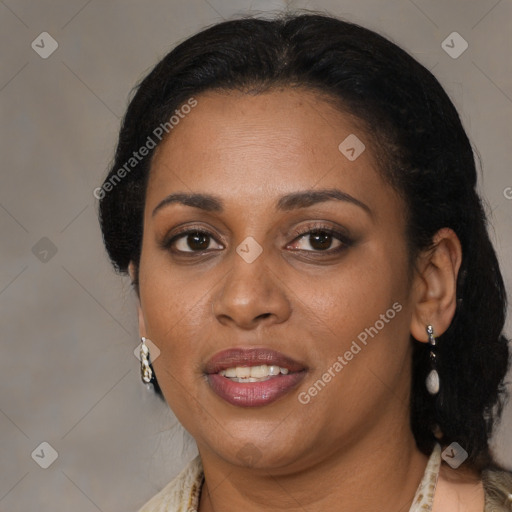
[161,221,353,254]
[285,221,353,254]
[288,221,352,242]
[160,224,225,251]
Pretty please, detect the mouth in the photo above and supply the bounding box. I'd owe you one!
[204,348,307,407]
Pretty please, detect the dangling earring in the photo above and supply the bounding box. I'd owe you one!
[140,336,155,384]
[425,325,439,395]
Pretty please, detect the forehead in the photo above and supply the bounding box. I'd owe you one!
[146,88,390,211]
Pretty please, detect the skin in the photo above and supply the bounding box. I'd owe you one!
[130,88,483,511]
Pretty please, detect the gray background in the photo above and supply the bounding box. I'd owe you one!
[1,0,511,510]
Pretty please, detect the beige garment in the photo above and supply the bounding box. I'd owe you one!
[138,444,512,512]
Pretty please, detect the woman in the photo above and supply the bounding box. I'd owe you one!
[98,13,512,512]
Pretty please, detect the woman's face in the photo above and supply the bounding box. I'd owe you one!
[137,88,418,471]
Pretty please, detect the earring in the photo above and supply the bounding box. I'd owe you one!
[425,325,439,395]
[140,337,155,384]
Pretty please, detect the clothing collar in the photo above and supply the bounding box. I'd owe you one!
[139,443,443,512]
[409,443,442,512]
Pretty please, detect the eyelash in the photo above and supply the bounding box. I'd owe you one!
[162,222,352,256]
[289,223,353,254]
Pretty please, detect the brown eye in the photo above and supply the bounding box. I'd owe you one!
[309,231,335,250]
[290,229,343,252]
[165,229,224,253]
[185,232,210,251]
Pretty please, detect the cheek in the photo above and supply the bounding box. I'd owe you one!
[298,246,408,338]
[294,296,411,439]
[137,253,215,379]
[138,267,213,420]
[295,239,411,393]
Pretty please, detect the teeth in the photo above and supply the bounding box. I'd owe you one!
[236,366,252,378]
[249,365,268,378]
[229,376,272,383]
[224,368,237,378]
[268,365,280,376]
[219,364,291,380]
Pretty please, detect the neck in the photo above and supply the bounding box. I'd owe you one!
[198,422,430,512]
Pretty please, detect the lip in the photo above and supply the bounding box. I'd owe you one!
[204,348,307,407]
[204,348,306,374]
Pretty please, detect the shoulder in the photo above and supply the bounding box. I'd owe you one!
[433,455,512,512]
[482,466,512,512]
[137,456,204,512]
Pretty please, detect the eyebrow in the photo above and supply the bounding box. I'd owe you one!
[152,188,372,217]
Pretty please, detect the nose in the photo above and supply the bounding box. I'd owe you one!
[212,250,292,330]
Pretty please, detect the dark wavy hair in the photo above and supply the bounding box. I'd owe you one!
[98,13,510,471]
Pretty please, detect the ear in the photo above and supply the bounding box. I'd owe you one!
[128,262,147,339]
[410,228,462,342]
